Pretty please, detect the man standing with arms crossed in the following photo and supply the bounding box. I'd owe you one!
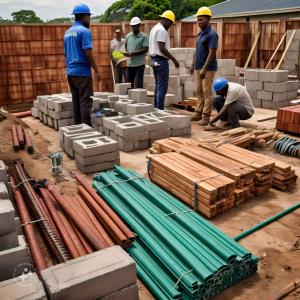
[190,7,218,125]
[64,3,100,126]
[124,17,149,88]
[149,10,179,110]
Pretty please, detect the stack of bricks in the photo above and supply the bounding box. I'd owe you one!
[0,161,32,283]
[276,104,300,134]
[32,93,74,129]
[245,69,299,109]
[59,124,119,173]
[283,30,300,75]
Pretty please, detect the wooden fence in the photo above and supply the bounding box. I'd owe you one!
[0,19,300,105]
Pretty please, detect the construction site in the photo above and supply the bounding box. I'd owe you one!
[0,2,300,300]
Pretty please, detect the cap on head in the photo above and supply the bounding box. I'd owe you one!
[213,77,228,92]
[130,17,141,26]
[160,10,176,24]
[196,6,212,17]
[72,3,92,15]
[115,29,121,33]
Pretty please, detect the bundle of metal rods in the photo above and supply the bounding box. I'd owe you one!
[11,162,134,274]
[93,166,258,300]
[11,124,34,154]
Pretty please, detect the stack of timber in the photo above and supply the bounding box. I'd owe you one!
[148,152,236,218]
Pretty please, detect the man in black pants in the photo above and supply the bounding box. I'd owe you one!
[207,77,255,129]
[64,3,100,126]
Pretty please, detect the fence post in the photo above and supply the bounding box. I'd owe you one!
[250,20,260,68]
[216,21,223,58]
[174,22,182,47]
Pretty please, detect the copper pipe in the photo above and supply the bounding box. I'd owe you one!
[78,185,129,247]
[12,110,32,118]
[17,125,25,149]
[75,195,113,247]
[12,125,20,151]
[40,188,80,259]
[72,223,93,254]
[75,174,134,239]
[11,176,46,275]
[47,185,106,250]
[24,129,34,154]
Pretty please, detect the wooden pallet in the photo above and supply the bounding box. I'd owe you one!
[173,100,197,112]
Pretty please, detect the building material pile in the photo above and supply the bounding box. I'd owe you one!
[11,124,34,153]
[276,104,300,134]
[92,166,258,300]
[245,69,299,109]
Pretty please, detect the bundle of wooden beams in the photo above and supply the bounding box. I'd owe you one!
[276,105,300,134]
[148,152,235,218]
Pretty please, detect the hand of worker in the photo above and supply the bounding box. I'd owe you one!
[123,52,131,57]
[189,66,194,75]
[199,69,206,79]
[95,72,101,83]
[173,59,180,69]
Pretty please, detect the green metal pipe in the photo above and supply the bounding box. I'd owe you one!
[234,202,300,241]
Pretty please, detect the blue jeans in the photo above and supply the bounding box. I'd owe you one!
[151,57,169,110]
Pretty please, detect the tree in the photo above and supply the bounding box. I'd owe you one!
[47,17,72,24]
[11,10,43,23]
[0,17,13,24]
[101,0,134,22]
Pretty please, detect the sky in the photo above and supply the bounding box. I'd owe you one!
[0,0,117,20]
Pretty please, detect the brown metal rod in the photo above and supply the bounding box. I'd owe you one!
[75,174,134,239]
[24,129,34,154]
[11,176,46,275]
[75,195,113,247]
[78,185,129,246]
[72,224,93,254]
[17,124,25,149]
[40,188,79,259]
[47,185,106,250]
[12,125,20,151]
[12,110,32,118]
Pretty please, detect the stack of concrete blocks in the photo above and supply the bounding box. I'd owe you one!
[0,161,32,283]
[282,30,300,75]
[41,246,138,300]
[73,136,119,173]
[32,94,74,129]
[245,69,299,109]
[115,83,132,95]
[215,59,240,84]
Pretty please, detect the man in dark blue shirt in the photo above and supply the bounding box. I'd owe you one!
[190,6,218,125]
[64,3,100,126]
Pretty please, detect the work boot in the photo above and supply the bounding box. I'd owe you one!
[191,112,202,121]
[198,116,210,126]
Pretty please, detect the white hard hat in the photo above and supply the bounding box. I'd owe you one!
[130,17,141,26]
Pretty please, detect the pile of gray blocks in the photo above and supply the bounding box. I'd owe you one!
[59,124,120,173]
[32,93,74,130]
[0,161,32,283]
[245,69,299,109]
[283,30,300,75]
[215,59,240,84]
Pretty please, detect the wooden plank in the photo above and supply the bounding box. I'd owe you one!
[265,32,287,69]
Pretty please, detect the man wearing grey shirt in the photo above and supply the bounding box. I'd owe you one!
[208,77,255,129]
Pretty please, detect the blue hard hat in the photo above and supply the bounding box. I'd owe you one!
[213,77,228,92]
[72,3,92,15]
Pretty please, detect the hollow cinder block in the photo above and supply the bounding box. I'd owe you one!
[126,103,154,115]
[115,83,131,95]
[246,80,263,91]
[258,70,288,83]
[115,122,147,137]
[128,89,147,103]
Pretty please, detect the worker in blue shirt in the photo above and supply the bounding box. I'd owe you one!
[190,7,218,126]
[64,3,100,126]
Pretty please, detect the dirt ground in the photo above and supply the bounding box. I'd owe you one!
[1,108,300,300]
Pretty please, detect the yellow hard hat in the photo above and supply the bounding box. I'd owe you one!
[112,50,125,61]
[196,6,213,17]
[160,10,176,24]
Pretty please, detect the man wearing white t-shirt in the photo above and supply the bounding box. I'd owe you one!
[149,10,179,109]
[208,77,255,129]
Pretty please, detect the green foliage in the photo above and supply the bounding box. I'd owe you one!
[11,10,43,23]
[100,0,134,22]
[46,17,72,24]
[0,17,13,24]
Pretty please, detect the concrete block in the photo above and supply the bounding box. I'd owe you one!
[103,116,132,131]
[42,114,47,124]
[48,110,73,120]
[42,246,136,300]
[257,90,273,101]
[0,200,16,236]
[59,124,94,145]
[251,98,262,108]
[168,76,180,87]
[244,69,259,81]
[93,92,114,99]
[0,161,8,184]
[128,89,147,103]
[53,100,72,112]
[15,217,22,235]
[149,128,171,140]
[0,182,9,199]
[73,136,119,157]
[115,83,131,95]
[0,273,47,300]
[166,115,191,130]
[171,126,191,137]
[258,70,288,83]
[115,122,147,137]
[57,118,74,128]
[100,284,138,300]
[262,100,291,109]
[285,50,299,61]
[288,90,298,99]
[184,82,196,98]
[0,230,19,251]
[131,117,167,131]
[273,92,288,102]
[126,103,154,115]
[64,131,102,150]
[117,137,135,152]
[38,111,43,120]
[264,82,287,93]
[114,100,135,114]
[135,139,149,150]
[247,90,258,99]
[164,94,176,107]
[287,80,299,91]
[33,100,40,109]
[245,80,263,91]
[75,151,119,166]
[31,108,39,119]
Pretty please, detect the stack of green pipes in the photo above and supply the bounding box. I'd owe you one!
[93,166,258,300]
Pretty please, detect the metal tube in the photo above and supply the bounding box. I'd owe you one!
[11,176,46,275]
[12,125,20,151]
[234,202,300,241]
[12,110,32,118]
[17,124,25,149]
[24,129,34,154]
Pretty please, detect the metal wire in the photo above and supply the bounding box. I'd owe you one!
[274,136,300,157]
